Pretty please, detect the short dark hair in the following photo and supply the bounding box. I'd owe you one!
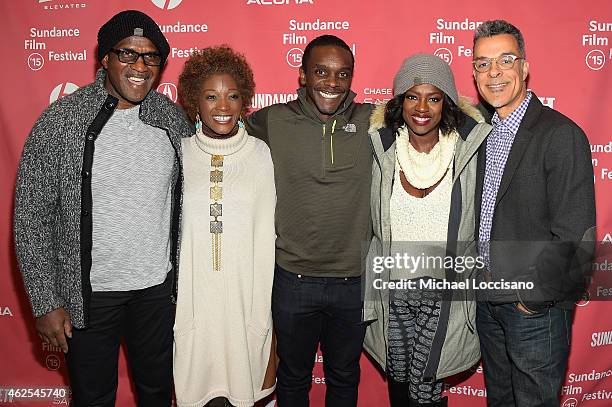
[178,45,255,122]
[302,35,354,71]
[474,20,526,57]
[384,92,464,137]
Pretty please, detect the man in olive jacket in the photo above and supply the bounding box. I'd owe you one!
[247,35,373,407]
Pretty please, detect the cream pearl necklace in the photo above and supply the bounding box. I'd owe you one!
[395,125,458,190]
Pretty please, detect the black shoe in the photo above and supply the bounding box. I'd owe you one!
[409,396,448,407]
[388,378,411,407]
[206,397,234,407]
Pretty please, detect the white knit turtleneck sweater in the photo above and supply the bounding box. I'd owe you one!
[173,128,276,407]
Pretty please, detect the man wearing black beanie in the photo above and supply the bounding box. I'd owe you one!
[14,10,192,406]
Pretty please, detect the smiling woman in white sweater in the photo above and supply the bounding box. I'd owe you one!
[174,46,276,407]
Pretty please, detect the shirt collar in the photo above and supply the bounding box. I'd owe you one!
[491,91,532,135]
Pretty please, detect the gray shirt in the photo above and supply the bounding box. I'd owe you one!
[90,106,175,291]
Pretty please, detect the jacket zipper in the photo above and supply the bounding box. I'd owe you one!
[171,155,182,302]
[423,157,462,382]
[322,119,338,176]
[321,124,326,177]
[330,119,337,166]
[369,135,389,367]
[80,95,118,327]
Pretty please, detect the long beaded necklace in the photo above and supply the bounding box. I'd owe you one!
[209,154,224,272]
[195,116,246,272]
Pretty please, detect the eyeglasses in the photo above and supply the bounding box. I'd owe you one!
[109,48,162,66]
[473,54,525,73]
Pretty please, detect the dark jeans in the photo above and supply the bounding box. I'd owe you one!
[66,273,174,407]
[272,265,366,407]
[476,301,572,407]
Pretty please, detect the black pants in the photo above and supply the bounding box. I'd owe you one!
[272,265,366,407]
[66,274,174,407]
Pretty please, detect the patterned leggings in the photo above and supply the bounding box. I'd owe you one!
[387,284,444,403]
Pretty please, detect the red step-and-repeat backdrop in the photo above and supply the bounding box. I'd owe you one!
[1,1,611,406]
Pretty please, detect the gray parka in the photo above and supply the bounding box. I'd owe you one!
[363,98,491,381]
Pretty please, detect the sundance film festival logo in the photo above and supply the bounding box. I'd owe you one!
[286,47,303,68]
[434,48,453,65]
[426,19,478,66]
[158,82,177,102]
[151,0,183,10]
[28,53,45,71]
[562,398,578,407]
[45,354,61,370]
[49,82,79,104]
[582,20,610,71]
[38,0,87,11]
[585,49,606,71]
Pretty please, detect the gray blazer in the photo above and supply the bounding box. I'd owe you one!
[474,94,596,307]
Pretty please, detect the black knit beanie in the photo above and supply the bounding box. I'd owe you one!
[97,10,170,65]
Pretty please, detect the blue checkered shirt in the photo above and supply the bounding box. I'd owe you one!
[478,92,532,271]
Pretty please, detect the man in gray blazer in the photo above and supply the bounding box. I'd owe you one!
[472,20,596,407]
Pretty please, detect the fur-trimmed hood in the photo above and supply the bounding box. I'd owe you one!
[368,96,486,134]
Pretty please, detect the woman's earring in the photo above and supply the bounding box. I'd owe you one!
[238,116,245,129]
[195,113,203,135]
